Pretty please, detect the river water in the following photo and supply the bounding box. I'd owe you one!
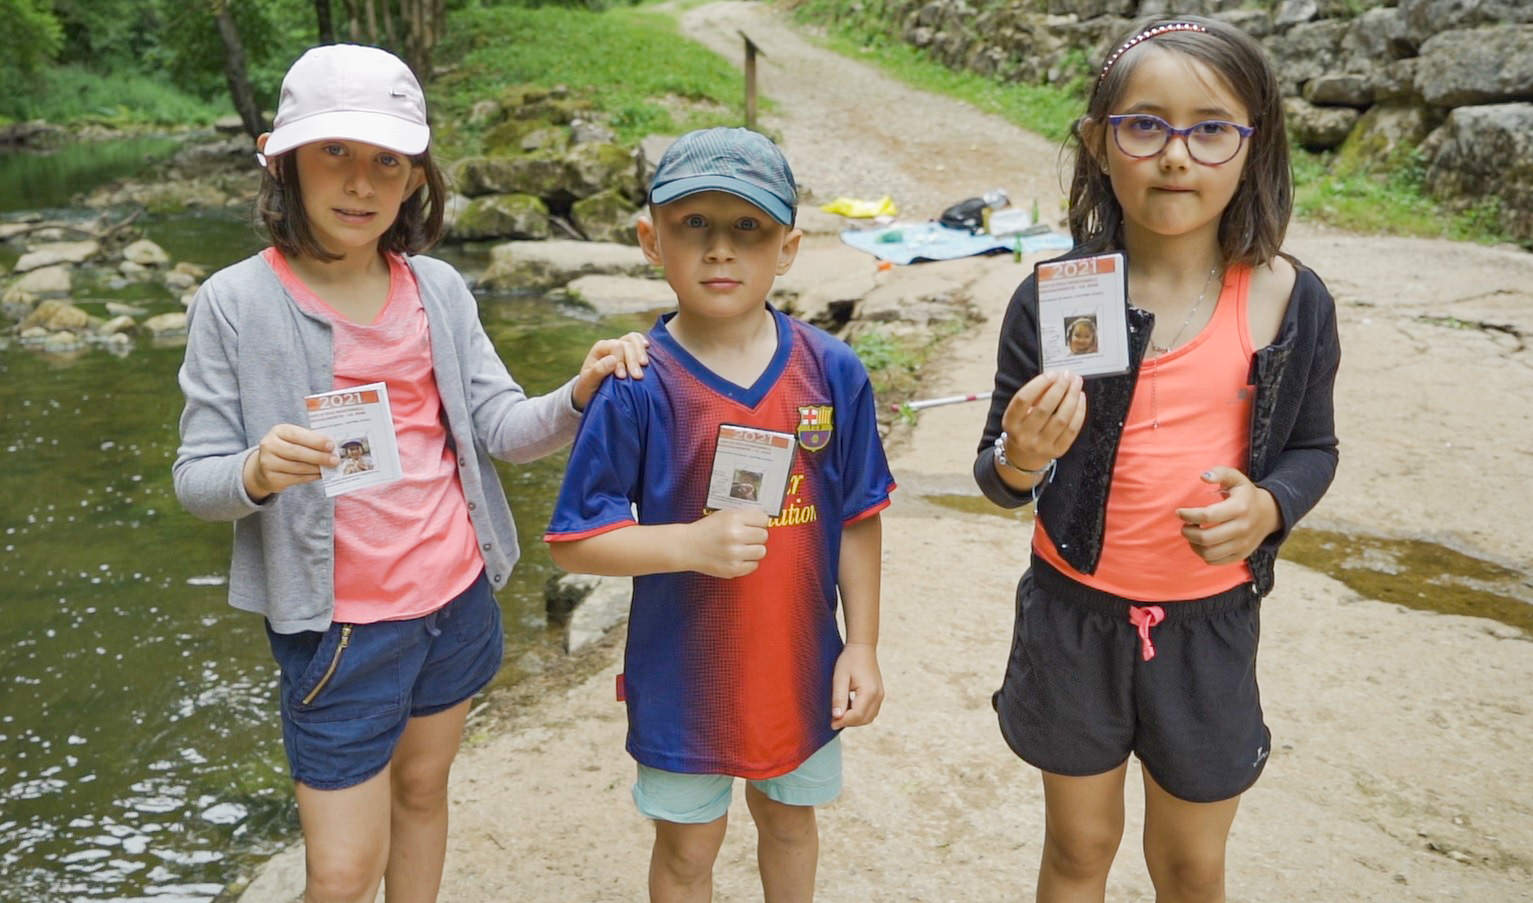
[0,138,649,902]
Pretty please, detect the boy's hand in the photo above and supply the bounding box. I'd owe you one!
[684,508,769,578]
[243,424,338,502]
[572,332,650,411]
[1175,467,1282,565]
[998,370,1086,470]
[830,642,883,729]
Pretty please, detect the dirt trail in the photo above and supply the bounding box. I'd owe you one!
[240,3,1533,900]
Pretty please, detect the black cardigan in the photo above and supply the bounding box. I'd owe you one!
[973,260,1341,598]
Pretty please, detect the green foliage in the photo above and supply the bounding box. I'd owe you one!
[0,63,222,124]
[0,0,316,125]
[433,4,747,148]
[0,0,63,89]
[790,0,1082,142]
[1292,144,1513,245]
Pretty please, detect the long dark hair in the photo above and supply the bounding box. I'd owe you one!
[1067,16,1291,267]
[255,149,448,261]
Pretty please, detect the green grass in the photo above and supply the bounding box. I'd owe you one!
[1292,145,1514,244]
[0,63,221,126]
[434,4,753,150]
[790,0,1083,142]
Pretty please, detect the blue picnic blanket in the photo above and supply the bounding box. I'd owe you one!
[840,221,1074,265]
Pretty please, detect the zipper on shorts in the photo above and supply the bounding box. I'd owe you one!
[301,624,352,705]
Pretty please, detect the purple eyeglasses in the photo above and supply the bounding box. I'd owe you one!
[1107,114,1256,166]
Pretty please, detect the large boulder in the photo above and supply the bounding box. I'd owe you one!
[555,275,674,316]
[450,194,552,241]
[1337,104,1439,170]
[14,240,99,273]
[20,299,93,332]
[1342,5,1413,68]
[1398,0,1533,47]
[1415,25,1533,108]
[4,264,71,302]
[564,142,640,202]
[481,118,555,156]
[1285,96,1361,150]
[519,126,572,155]
[122,239,171,267]
[450,155,568,199]
[1423,102,1533,243]
[1303,74,1373,108]
[480,240,652,292]
[143,311,189,338]
[571,189,640,245]
[1369,58,1423,105]
[1267,20,1351,96]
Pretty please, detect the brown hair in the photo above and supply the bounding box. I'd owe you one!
[1067,16,1291,267]
[255,149,448,261]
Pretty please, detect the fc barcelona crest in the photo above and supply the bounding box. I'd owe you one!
[796,405,834,452]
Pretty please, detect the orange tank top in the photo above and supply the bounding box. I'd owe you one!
[1035,265,1256,601]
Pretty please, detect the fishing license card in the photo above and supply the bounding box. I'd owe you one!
[1036,251,1131,378]
[705,424,797,517]
[305,382,403,497]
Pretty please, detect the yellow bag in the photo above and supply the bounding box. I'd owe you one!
[819,195,897,218]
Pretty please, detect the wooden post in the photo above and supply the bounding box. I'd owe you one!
[740,31,764,131]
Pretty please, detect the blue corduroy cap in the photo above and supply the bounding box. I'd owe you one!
[648,127,797,226]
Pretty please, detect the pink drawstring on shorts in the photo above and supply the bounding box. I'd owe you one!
[1128,605,1166,662]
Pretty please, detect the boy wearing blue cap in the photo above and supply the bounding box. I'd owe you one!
[545,127,896,901]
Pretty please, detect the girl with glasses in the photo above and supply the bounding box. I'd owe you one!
[975,16,1340,902]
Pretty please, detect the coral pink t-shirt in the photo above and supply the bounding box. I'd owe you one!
[265,248,483,623]
[1035,265,1256,601]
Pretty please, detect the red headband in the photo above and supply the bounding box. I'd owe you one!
[1097,22,1209,86]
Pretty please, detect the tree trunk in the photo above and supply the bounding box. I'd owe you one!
[340,0,360,39]
[315,0,336,44]
[211,0,264,140]
[398,0,444,80]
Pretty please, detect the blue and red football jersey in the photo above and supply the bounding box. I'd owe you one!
[546,306,895,779]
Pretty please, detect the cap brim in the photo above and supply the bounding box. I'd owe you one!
[649,175,794,226]
[263,110,430,158]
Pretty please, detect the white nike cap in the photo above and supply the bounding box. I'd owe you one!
[261,44,430,160]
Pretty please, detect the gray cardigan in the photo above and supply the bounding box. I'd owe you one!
[173,253,582,633]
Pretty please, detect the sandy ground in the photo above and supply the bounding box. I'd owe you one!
[238,3,1533,900]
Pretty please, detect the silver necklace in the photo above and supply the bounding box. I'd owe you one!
[1149,265,1219,355]
[1146,265,1221,429]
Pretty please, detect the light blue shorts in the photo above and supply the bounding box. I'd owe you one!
[633,736,843,824]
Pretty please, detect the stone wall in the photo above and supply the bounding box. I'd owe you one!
[834,0,1533,241]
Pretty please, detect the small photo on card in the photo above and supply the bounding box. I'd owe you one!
[1036,252,1131,378]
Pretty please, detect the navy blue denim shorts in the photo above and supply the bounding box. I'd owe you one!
[264,570,503,790]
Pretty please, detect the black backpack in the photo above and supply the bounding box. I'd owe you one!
[938,196,989,233]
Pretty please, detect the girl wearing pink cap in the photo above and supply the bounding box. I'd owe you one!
[174,44,647,903]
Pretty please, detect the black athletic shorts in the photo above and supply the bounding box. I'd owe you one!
[993,557,1271,803]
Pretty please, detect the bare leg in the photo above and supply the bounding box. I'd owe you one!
[1036,763,1129,903]
[650,815,729,903]
[1141,766,1241,903]
[295,769,393,903]
[745,784,818,902]
[384,699,472,903]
